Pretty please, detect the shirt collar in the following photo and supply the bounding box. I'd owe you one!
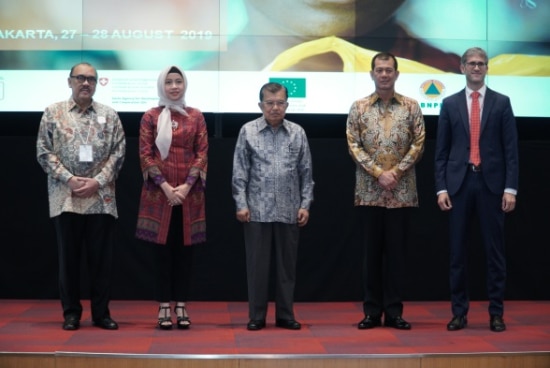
[465,84,487,98]
[68,97,96,113]
[259,116,288,132]
[367,92,404,106]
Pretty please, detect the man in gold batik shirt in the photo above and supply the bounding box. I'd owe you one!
[347,52,425,331]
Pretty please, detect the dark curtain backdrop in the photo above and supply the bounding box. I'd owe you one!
[1,112,548,302]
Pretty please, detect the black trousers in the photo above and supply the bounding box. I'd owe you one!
[53,212,115,321]
[448,170,506,317]
[356,206,411,318]
[243,222,299,321]
[153,206,195,303]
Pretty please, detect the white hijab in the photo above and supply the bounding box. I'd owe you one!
[155,65,189,160]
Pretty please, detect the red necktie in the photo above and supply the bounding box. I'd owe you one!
[469,91,481,166]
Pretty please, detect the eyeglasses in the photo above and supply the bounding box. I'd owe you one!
[262,100,288,108]
[465,61,487,68]
[70,75,98,84]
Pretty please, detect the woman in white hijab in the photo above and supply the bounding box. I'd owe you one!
[136,66,208,330]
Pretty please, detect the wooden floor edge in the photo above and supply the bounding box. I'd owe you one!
[1,351,549,368]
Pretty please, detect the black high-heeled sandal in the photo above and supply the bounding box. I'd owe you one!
[174,304,191,329]
[158,305,173,330]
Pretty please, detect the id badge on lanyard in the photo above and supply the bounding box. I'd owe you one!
[73,107,96,162]
[79,144,93,162]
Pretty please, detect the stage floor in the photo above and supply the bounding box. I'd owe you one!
[1,299,549,356]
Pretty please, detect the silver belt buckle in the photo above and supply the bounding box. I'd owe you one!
[470,164,481,172]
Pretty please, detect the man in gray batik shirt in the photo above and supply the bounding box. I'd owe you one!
[232,82,314,331]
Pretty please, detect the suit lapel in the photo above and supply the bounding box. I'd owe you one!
[481,88,495,133]
[457,89,469,135]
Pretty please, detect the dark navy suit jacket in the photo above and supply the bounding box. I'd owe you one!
[435,87,519,196]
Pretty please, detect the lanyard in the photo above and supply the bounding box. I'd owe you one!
[68,102,94,144]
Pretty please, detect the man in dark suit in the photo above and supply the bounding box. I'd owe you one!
[434,47,519,333]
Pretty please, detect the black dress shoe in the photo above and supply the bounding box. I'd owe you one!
[247,319,266,331]
[275,319,301,330]
[93,317,119,330]
[447,315,467,331]
[490,315,506,332]
[357,315,382,329]
[384,316,411,330]
[62,317,80,331]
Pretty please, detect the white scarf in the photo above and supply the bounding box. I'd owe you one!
[155,66,189,160]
